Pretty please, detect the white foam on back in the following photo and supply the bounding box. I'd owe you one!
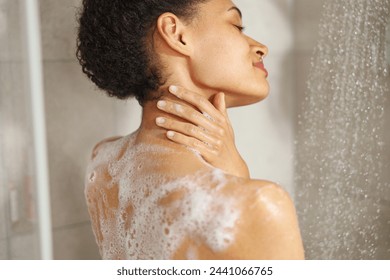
[85,134,241,259]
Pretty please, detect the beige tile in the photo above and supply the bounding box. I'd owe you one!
[0,61,38,237]
[0,149,8,240]
[0,0,24,62]
[0,1,9,60]
[266,55,295,122]
[9,233,40,259]
[293,0,325,21]
[39,0,82,61]
[294,19,321,52]
[293,0,324,52]
[0,195,7,240]
[0,239,8,259]
[0,61,29,115]
[53,222,100,259]
[43,60,118,228]
[113,99,142,136]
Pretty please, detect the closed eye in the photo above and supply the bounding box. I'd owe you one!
[234,25,245,32]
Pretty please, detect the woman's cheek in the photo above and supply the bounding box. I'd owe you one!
[190,51,229,87]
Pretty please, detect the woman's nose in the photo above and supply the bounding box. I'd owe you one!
[247,35,269,59]
[255,43,268,59]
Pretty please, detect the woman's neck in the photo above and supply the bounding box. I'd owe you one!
[135,91,192,151]
[136,66,214,153]
[134,95,213,174]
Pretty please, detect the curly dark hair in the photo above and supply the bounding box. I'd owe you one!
[76,0,208,106]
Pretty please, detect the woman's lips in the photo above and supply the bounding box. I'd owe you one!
[253,62,268,77]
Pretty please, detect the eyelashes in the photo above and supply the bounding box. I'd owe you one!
[234,25,245,32]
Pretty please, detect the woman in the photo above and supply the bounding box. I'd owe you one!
[77,0,304,259]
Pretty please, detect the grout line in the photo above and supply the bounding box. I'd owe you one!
[42,59,79,63]
[53,220,92,232]
[0,221,92,241]
[0,59,77,63]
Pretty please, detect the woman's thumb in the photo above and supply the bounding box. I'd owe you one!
[213,92,227,115]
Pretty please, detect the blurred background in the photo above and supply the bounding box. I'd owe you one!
[0,0,389,259]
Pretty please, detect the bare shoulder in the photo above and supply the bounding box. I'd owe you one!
[226,178,294,208]
[90,135,123,160]
[85,135,125,193]
[224,179,305,259]
[245,180,296,213]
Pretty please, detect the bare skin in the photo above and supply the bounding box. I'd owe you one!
[156,86,250,178]
[87,126,304,259]
[85,0,304,259]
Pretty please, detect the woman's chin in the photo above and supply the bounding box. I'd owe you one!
[226,91,269,108]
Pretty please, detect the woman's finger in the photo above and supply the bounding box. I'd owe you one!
[157,99,224,136]
[155,117,221,147]
[168,85,225,124]
[213,91,236,134]
[165,130,218,157]
[212,92,227,116]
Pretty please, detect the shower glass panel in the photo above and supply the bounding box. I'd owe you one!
[0,0,48,259]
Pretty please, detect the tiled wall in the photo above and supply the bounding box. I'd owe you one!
[39,0,143,259]
[39,0,113,259]
[292,0,323,117]
[0,0,40,259]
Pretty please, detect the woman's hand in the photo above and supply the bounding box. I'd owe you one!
[155,85,250,178]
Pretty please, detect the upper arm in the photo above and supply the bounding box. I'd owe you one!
[232,183,305,259]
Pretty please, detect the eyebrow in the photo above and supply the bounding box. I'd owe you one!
[228,6,242,19]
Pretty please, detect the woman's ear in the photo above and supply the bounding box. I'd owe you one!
[156,13,193,56]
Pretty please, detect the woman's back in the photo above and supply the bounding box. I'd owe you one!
[85,132,243,259]
[85,132,304,259]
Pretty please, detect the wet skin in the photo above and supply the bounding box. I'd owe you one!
[86,132,304,259]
